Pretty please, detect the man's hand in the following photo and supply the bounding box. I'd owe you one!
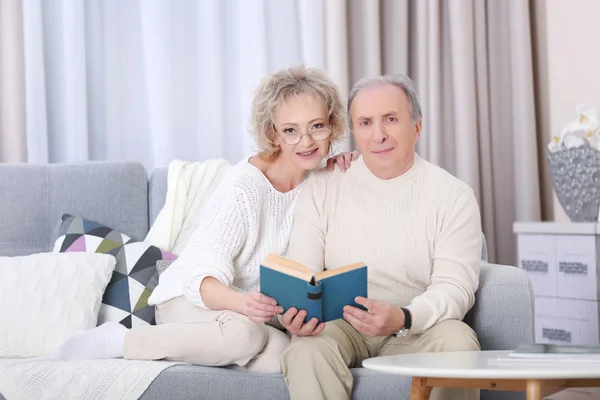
[280,307,326,336]
[343,297,405,337]
[245,291,283,323]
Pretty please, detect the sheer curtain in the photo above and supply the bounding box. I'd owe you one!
[17,0,541,265]
[21,0,351,170]
[0,0,26,162]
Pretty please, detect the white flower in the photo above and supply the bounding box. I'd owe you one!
[575,104,598,125]
[549,104,600,151]
[557,121,584,150]
[571,104,600,140]
[547,134,562,153]
[563,134,587,149]
[585,125,600,150]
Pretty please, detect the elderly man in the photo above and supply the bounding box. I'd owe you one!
[278,74,482,400]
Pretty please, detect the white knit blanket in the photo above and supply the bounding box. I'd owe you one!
[145,158,231,255]
[0,358,183,400]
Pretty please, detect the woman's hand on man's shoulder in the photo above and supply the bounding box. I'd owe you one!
[326,150,360,173]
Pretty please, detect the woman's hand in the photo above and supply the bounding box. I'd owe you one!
[245,291,284,323]
[326,150,360,172]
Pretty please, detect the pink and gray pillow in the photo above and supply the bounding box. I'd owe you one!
[53,214,176,328]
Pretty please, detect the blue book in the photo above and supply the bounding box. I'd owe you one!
[259,253,368,324]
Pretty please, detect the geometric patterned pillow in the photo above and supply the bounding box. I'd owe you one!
[53,214,177,328]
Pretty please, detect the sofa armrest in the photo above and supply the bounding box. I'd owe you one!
[464,262,534,351]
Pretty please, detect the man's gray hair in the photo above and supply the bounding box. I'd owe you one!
[347,74,423,131]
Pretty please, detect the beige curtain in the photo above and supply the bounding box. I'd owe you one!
[0,0,27,163]
[324,0,541,266]
[0,0,541,264]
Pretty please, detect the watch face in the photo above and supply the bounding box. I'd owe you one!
[394,328,408,338]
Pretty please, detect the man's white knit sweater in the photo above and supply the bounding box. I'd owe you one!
[285,153,482,335]
[148,159,303,308]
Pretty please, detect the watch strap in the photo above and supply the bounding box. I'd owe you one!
[401,307,412,330]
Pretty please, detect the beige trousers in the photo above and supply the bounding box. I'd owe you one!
[123,296,290,373]
[281,319,481,400]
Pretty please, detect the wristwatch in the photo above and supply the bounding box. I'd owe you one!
[392,307,412,338]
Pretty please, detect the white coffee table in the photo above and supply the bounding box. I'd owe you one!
[362,350,600,400]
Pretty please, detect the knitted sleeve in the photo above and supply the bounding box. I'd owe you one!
[175,184,248,309]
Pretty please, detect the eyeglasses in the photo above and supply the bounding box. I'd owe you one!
[276,127,332,145]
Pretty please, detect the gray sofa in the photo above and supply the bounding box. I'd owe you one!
[0,161,534,400]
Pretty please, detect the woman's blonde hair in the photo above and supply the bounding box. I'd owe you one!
[249,64,346,155]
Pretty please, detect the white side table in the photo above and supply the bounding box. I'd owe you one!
[513,222,600,345]
[362,350,600,400]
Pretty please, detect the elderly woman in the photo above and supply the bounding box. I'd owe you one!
[55,65,356,373]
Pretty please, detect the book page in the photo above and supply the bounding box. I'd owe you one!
[315,262,366,281]
[261,254,314,282]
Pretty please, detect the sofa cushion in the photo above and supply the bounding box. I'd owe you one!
[138,365,412,400]
[54,214,176,328]
[149,167,168,226]
[0,252,115,358]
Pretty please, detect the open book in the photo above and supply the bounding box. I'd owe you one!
[259,254,368,323]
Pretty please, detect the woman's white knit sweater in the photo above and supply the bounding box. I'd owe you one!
[148,159,303,308]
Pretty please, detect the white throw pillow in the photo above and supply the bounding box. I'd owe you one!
[0,252,116,358]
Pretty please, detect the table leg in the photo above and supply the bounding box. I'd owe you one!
[526,380,545,400]
[410,377,432,400]
[526,380,564,400]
